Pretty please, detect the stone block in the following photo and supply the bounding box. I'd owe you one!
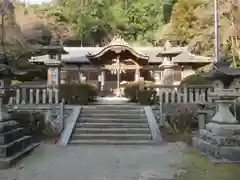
[0,128,23,145]
[198,129,240,147]
[0,136,30,158]
[193,137,240,162]
[0,143,39,169]
[0,121,19,133]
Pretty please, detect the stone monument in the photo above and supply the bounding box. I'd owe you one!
[0,53,38,169]
[193,60,240,162]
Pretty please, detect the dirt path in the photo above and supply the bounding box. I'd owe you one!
[0,142,186,180]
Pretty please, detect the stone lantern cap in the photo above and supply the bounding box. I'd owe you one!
[202,58,240,88]
[41,46,68,55]
[156,40,182,57]
[44,36,68,55]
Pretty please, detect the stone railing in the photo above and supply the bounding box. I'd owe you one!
[142,84,214,104]
[6,84,59,105]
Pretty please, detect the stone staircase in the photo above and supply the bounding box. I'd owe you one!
[69,105,154,145]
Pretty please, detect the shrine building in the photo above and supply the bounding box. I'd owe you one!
[29,36,213,96]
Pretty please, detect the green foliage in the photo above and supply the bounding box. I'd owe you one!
[124,81,156,105]
[10,0,240,69]
[24,0,166,46]
[180,74,212,85]
[59,83,97,105]
[122,0,164,44]
[124,81,139,102]
[163,0,177,23]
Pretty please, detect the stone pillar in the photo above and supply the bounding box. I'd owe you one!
[44,55,62,133]
[193,79,240,162]
[160,57,176,85]
[154,71,162,84]
[45,59,61,85]
[195,110,207,130]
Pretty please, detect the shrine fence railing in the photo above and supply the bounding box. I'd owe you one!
[141,84,215,104]
[6,84,60,105]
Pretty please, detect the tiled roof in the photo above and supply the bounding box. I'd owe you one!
[29,37,213,64]
[60,47,212,64]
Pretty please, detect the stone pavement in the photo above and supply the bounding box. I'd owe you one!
[0,142,186,180]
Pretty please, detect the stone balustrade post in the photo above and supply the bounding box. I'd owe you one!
[21,88,26,104]
[195,110,207,130]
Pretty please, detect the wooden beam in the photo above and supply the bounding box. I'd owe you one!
[103,64,139,70]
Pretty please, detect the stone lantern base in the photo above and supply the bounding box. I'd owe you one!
[193,96,240,162]
[193,123,240,162]
[0,110,39,169]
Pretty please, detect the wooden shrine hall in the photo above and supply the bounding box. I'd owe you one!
[30,36,213,96]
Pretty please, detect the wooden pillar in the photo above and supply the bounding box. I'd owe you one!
[100,70,105,91]
[135,68,140,81]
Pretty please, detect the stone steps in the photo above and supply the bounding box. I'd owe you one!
[70,140,155,145]
[82,109,144,113]
[80,118,147,123]
[68,105,154,145]
[80,113,146,119]
[71,134,151,140]
[74,128,150,134]
[76,122,149,129]
[83,105,144,110]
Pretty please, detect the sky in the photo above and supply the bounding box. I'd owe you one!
[19,0,52,4]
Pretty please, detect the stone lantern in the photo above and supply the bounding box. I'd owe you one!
[156,40,181,85]
[193,60,240,162]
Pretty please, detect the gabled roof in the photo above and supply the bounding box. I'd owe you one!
[86,36,149,60]
[173,51,213,63]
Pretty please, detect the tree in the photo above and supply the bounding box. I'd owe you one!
[0,0,29,55]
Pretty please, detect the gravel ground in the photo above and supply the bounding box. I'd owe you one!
[0,142,186,180]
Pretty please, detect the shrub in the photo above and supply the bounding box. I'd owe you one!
[180,74,212,85]
[59,83,97,105]
[138,89,156,105]
[124,81,139,102]
[165,104,199,134]
[124,81,156,104]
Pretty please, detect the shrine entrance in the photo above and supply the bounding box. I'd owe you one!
[103,58,140,96]
[86,36,150,97]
